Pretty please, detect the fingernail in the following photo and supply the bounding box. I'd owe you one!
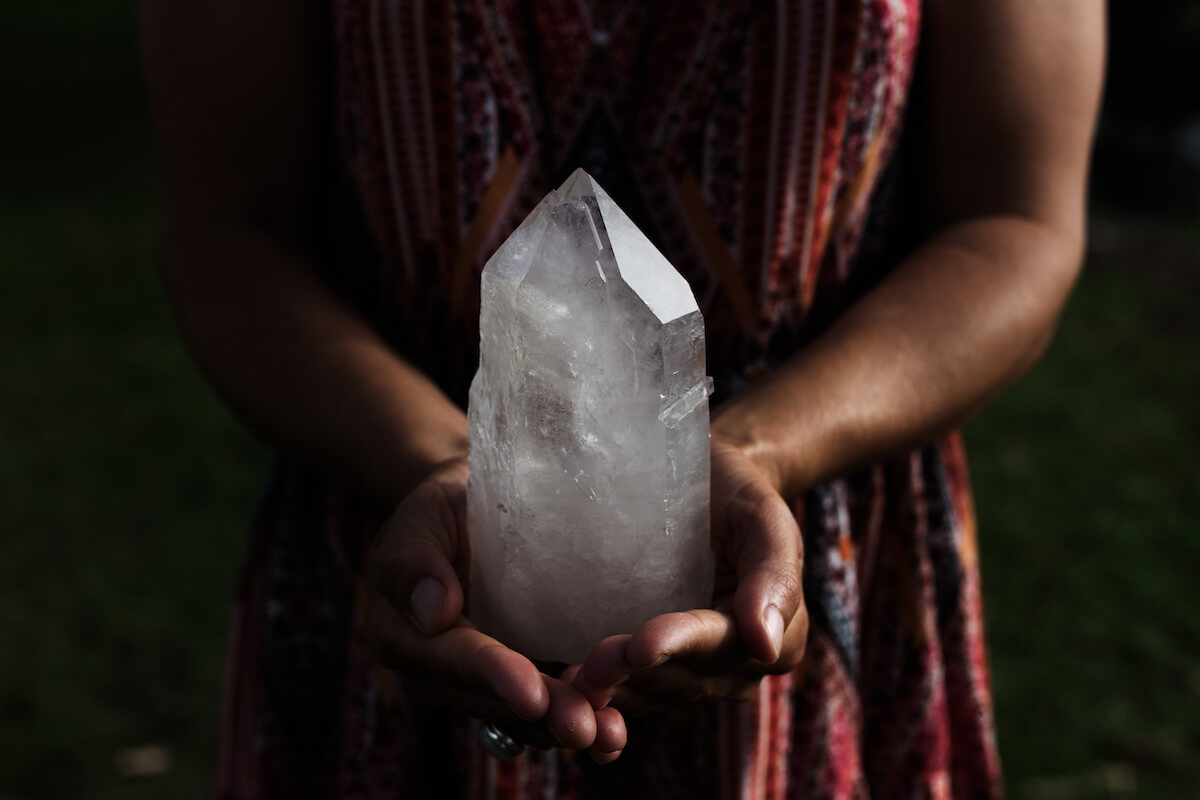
[764,605,785,661]
[410,577,445,634]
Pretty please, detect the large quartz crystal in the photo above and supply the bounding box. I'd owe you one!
[467,169,715,664]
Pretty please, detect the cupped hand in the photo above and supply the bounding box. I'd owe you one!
[570,436,808,713]
[368,458,627,761]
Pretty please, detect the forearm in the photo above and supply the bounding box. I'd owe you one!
[161,223,466,508]
[143,0,463,507]
[713,215,1082,498]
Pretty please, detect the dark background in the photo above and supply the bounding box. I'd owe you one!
[2,3,1197,798]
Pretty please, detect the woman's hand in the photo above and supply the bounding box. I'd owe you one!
[368,458,628,762]
[569,435,808,713]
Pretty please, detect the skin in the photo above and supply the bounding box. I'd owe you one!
[574,0,1105,713]
[141,0,1102,764]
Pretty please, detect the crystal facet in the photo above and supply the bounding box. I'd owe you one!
[467,169,714,664]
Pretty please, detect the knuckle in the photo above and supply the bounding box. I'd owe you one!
[470,641,506,676]
[682,609,716,640]
[775,567,804,604]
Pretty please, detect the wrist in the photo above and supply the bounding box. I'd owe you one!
[387,427,468,505]
[710,408,788,497]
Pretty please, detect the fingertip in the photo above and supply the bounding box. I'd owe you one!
[590,748,623,765]
[545,678,597,750]
[593,706,627,754]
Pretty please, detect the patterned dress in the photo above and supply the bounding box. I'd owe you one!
[214,2,1003,798]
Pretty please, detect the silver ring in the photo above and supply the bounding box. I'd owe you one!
[478,721,525,759]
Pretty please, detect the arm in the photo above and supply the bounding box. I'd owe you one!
[716,0,1105,496]
[140,1,463,508]
[140,0,624,757]
[575,0,1104,709]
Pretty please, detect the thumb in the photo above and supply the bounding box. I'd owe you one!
[408,575,453,635]
[370,472,468,635]
[728,483,804,664]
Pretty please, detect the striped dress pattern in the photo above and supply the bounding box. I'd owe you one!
[214,2,1004,798]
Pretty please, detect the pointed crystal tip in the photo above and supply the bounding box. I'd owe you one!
[557,167,602,201]
[552,169,699,323]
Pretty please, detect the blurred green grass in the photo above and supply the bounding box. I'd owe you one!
[968,220,1200,799]
[1,6,268,798]
[0,158,268,799]
[2,3,1197,799]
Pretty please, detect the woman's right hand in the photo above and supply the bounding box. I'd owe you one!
[367,458,628,762]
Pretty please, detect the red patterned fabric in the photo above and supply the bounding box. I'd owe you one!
[214,2,1003,798]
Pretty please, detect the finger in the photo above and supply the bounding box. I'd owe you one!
[422,688,559,749]
[623,609,741,673]
[369,594,548,721]
[559,663,583,685]
[483,673,616,752]
[589,706,627,760]
[573,634,635,709]
[543,675,598,750]
[727,484,804,664]
[371,480,467,635]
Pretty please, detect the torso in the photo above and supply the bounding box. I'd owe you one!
[211,5,1005,798]
[331,0,919,400]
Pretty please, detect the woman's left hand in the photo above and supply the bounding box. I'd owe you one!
[569,434,808,713]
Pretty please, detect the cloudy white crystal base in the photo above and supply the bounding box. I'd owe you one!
[467,169,714,664]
